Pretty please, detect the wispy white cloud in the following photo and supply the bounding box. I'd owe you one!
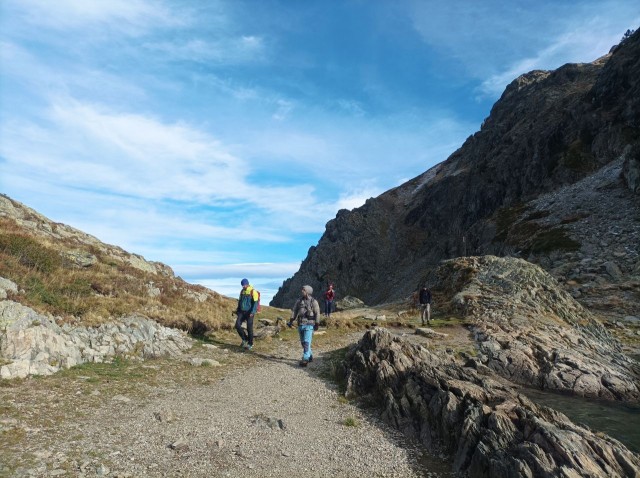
[6,0,183,34]
[335,184,384,211]
[176,262,301,279]
[193,277,291,304]
[1,99,248,201]
[143,35,266,64]
[408,0,640,99]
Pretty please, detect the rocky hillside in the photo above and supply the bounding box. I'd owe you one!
[0,194,236,332]
[271,29,640,316]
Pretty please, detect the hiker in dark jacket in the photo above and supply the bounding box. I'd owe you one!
[323,283,335,318]
[419,286,432,326]
[288,285,321,367]
[235,278,259,350]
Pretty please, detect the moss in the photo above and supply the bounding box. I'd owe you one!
[527,228,581,254]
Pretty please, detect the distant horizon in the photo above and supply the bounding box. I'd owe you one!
[1,1,638,304]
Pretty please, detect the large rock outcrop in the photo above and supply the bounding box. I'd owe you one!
[343,329,640,477]
[0,297,193,379]
[272,30,640,309]
[433,256,639,402]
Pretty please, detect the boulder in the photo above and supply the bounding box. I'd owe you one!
[335,296,365,311]
[63,250,97,268]
[0,277,18,300]
[622,143,640,193]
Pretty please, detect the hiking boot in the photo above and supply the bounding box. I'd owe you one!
[247,345,253,351]
[299,360,308,367]
[240,340,247,348]
[308,355,313,362]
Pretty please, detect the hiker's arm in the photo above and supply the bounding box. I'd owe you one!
[250,289,259,315]
[288,301,299,327]
[313,300,321,330]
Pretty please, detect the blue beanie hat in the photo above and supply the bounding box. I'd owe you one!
[241,278,249,286]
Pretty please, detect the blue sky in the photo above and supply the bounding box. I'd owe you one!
[1,1,637,304]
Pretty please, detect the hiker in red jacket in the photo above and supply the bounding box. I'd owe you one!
[323,283,335,318]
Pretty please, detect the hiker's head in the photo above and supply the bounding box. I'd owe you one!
[302,285,313,296]
[241,278,249,288]
[329,283,333,289]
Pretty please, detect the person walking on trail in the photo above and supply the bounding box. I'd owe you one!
[288,285,320,367]
[323,283,335,318]
[419,285,432,326]
[236,278,259,350]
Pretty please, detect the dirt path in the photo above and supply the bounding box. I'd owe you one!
[1,325,458,477]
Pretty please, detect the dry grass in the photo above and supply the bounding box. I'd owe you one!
[0,217,242,332]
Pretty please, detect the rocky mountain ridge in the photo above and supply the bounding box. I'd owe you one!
[271,30,640,314]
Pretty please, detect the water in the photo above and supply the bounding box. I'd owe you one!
[522,388,640,453]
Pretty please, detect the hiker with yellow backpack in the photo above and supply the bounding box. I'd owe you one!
[235,278,260,350]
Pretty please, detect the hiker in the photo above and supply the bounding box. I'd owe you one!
[418,285,432,326]
[323,283,335,318]
[235,278,259,350]
[288,285,320,367]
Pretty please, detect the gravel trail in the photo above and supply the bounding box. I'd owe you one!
[83,344,443,477]
[2,330,454,477]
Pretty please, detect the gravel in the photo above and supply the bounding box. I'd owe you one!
[2,332,454,477]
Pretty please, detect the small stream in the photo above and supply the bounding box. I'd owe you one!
[521,388,640,453]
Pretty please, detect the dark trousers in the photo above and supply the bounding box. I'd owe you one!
[324,300,333,316]
[235,311,254,345]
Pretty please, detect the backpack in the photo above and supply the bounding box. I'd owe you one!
[253,289,261,313]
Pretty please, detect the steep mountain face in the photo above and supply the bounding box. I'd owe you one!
[271,30,640,310]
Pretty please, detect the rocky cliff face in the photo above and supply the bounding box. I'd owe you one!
[271,30,640,310]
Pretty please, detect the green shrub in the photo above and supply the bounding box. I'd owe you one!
[61,278,93,298]
[343,416,360,427]
[26,276,63,308]
[0,234,61,273]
